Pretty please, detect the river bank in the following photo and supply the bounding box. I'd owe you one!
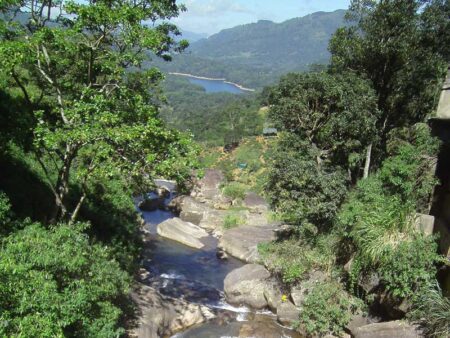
[168,72,256,92]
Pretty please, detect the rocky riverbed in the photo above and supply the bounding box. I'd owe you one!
[130,172,424,338]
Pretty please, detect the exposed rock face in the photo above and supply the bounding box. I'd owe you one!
[224,264,272,309]
[191,169,225,203]
[157,218,210,249]
[179,197,210,225]
[346,314,377,335]
[130,284,215,338]
[218,224,278,263]
[243,192,269,214]
[353,321,423,338]
[276,301,301,326]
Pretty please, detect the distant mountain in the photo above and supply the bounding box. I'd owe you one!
[159,10,347,88]
[180,30,208,43]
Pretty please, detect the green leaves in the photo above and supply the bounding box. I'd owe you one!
[0,223,129,337]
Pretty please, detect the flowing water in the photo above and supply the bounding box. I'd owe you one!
[138,181,302,338]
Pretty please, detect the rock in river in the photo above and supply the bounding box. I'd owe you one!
[224,264,271,309]
[218,224,278,263]
[157,217,210,249]
[352,320,423,338]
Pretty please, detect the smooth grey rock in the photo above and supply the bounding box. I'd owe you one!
[130,284,215,337]
[346,314,375,335]
[179,197,209,225]
[157,217,210,249]
[218,224,278,263]
[191,169,224,202]
[244,192,269,213]
[276,301,300,326]
[264,281,284,311]
[414,213,435,236]
[224,264,271,309]
[353,321,423,338]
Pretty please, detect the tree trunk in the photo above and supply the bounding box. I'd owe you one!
[363,143,373,179]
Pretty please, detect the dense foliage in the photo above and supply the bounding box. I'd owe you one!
[160,76,264,145]
[0,221,129,337]
[0,0,198,335]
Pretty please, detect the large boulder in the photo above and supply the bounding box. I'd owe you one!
[218,224,278,263]
[157,218,210,249]
[179,197,210,225]
[243,192,269,214]
[191,169,224,203]
[276,301,301,326]
[290,270,328,308]
[353,321,423,338]
[224,264,271,309]
[130,284,215,338]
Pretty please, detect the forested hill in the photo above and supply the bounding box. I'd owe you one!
[160,10,346,88]
[191,10,346,69]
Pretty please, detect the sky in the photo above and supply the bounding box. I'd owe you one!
[172,0,351,36]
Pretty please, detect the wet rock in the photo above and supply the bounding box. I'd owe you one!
[216,248,228,260]
[157,217,210,249]
[243,192,269,214]
[353,320,423,338]
[276,301,300,326]
[218,224,278,263]
[139,196,165,211]
[238,319,303,338]
[263,281,283,311]
[224,264,271,309]
[130,284,215,337]
[167,195,185,214]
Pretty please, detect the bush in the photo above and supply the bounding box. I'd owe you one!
[258,235,337,284]
[410,285,450,337]
[223,212,244,229]
[222,182,248,200]
[0,223,130,337]
[299,281,365,336]
[265,134,348,229]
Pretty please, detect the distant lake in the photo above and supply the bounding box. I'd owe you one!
[179,75,248,94]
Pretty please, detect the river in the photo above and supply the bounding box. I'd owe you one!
[169,73,254,94]
[137,181,302,338]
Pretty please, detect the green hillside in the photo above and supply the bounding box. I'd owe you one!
[160,10,346,88]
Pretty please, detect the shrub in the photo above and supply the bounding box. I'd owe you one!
[222,182,248,200]
[265,134,348,229]
[0,223,129,337]
[223,213,244,229]
[258,235,337,284]
[410,285,450,337]
[299,281,365,336]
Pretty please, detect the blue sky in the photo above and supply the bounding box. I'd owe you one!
[173,0,350,35]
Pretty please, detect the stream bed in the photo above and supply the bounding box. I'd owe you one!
[138,181,302,338]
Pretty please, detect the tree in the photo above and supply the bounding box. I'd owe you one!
[329,0,447,151]
[268,71,379,179]
[0,0,197,223]
[0,222,129,337]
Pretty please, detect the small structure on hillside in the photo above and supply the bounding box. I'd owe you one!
[263,127,278,137]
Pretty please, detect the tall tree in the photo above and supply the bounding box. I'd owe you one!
[268,71,379,180]
[329,0,447,150]
[0,0,198,223]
